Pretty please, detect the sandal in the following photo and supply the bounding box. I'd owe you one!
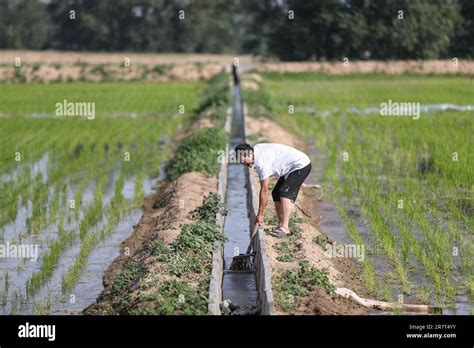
[268,227,288,238]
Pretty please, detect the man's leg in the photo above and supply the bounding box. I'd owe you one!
[279,197,292,234]
[272,177,285,227]
[274,201,283,227]
[277,163,312,235]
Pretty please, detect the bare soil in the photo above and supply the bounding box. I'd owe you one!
[0,50,247,83]
[0,50,253,65]
[245,115,371,314]
[255,60,474,75]
[0,62,224,83]
[2,51,470,83]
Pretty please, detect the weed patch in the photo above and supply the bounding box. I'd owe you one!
[275,260,335,311]
[166,127,228,180]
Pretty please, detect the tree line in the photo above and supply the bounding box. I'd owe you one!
[0,0,472,60]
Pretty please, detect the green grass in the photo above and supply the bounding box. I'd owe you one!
[247,72,474,307]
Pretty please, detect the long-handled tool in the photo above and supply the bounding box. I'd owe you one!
[229,224,260,270]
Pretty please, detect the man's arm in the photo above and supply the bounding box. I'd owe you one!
[256,178,269,225]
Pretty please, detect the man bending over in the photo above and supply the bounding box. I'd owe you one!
[235,143,312,237]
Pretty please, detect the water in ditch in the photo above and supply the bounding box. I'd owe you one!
[221,164,257,308]
[220,82,258,310]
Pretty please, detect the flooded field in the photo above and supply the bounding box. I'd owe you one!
[0,82,201,314]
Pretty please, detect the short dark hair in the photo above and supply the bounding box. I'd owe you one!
[234,143,254,155]
[234,143,253,162]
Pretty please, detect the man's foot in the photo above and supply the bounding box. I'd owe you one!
[268,227,289,238]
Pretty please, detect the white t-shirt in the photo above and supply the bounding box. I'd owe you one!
[253,143,311,181]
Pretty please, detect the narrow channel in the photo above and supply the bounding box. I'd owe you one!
[220,70,258,312]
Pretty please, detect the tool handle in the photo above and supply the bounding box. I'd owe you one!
[246,223,260,254]
[251,223,260,237]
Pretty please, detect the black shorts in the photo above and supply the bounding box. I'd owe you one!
[272,163,312,203]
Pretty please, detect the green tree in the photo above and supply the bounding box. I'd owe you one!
[45,0,240,53]
[0,0,469,60]
[0,0,50,49]
[351,0,462,59]
[263,0,368,60]
[451,0,474,58]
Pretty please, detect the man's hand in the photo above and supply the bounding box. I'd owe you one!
[256,214,263,225]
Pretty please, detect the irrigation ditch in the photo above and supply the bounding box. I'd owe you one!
[208,68,275,315]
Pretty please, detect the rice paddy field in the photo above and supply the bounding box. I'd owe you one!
[246,73,474,313]
[1,69,473,315]
[0,81,203,314]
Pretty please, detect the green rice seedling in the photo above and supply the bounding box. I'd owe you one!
[0,79,201,311]
[9,290,20,314]
[62,231,101,292]
[381,284,393,302]
[133,172,144,205]
[48,183,62,226]
[32,293,53,315]
[1,82,203,115]
[4,272,9,294]
[79,175,106,239]
[27,229,77,294]
[62,171,140,292]
[110,172,125,211]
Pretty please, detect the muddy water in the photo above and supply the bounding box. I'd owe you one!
[220,83,258,309]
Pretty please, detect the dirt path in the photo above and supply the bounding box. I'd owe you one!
[254,60,474,75]
[0,50,254,65]
[245,116,371,314]
[0,51,247,83]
